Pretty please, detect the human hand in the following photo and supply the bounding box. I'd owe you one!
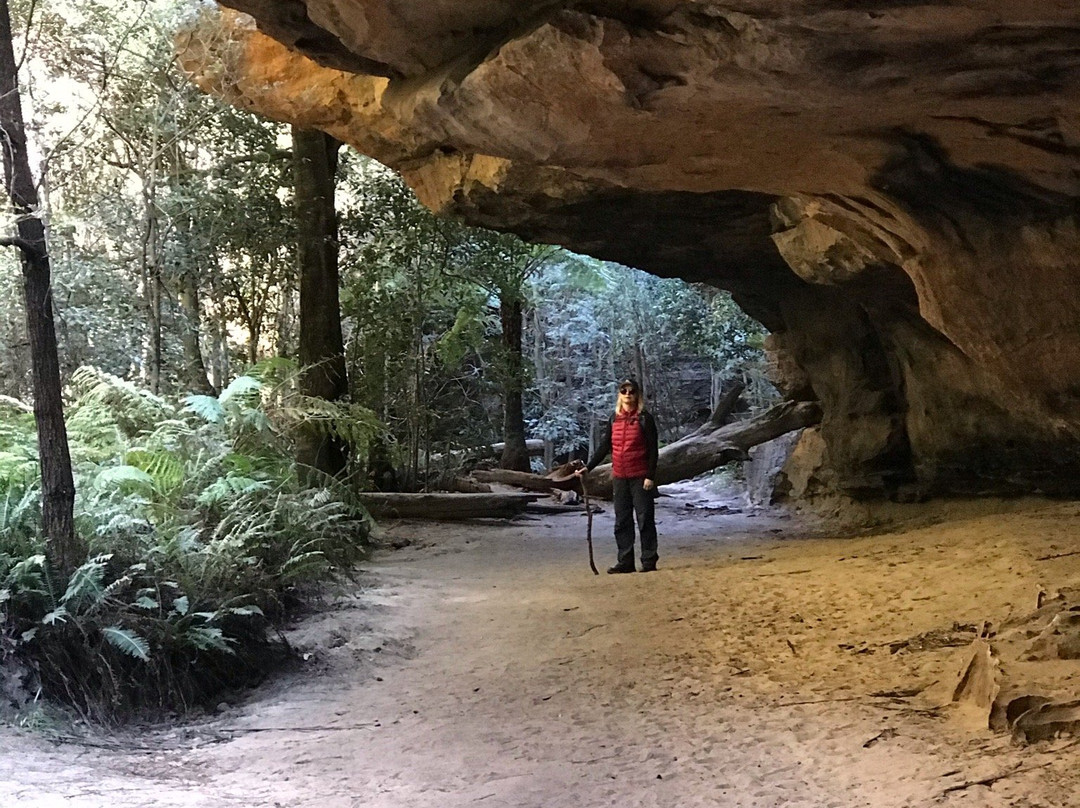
[643,478,655,490]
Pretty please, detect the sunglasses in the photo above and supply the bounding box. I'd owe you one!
[619,387,638,396]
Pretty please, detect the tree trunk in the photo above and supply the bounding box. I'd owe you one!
[178,270,215,395]
[293,126,348,476]
[474,401,823,500]
[700,380,746,432]
[499,295,530,471]
[357,491,540,520]
[585,400,822,497]
[532,306,555,470]
[0,0,79,570]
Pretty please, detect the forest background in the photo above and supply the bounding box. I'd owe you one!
[0,0,771,722]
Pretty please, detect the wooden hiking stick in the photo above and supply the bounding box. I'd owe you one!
[578,468,599,575]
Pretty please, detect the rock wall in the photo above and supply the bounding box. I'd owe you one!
[179,2,1080,498]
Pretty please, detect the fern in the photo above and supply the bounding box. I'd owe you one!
[196,474,269,509]
[278,551,329,582]
[218,375,262,405]
[179,625,233,654]
[125,449,185,496]
[0,484,42,555]
[1,366,371,719]
[3,554,47,594]
[69,366,174,437]
[41,606,68,625]
[92,464,155,495]
[101,627,150,661]
[61,554,112,611]
[183,394,224,423]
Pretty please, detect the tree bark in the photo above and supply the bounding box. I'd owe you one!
[0,0,79,570]
[473,401,822,500]
[293,126,348,476]
[584,400,822,497]
[178,269,215,395]
[499,295,530,471]
[699,380,746,432]
[472,468,556,492]
[357,491,540,520]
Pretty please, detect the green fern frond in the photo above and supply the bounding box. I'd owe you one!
[93,512,152,539]
[101,626,150,661]
[0,394,32,414]
[4,554,47,593]
[224,604,263,617]
[125,449,185,494]
[278,551,329,583]
[246,356,299,383]
[218,375,262,405]
[66,400,124,462]
[196,475,270,508]
[69,366,175,436]
[179,625,233,654]
[92,464,155,494]
[0,484,41,552]
[42,606,68,625]
[183,394,224,423]
[61,554,113,610]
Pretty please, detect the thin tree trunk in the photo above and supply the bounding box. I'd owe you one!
[139,126,163,394]
[293,126,347,476]
[0,0,79,570]
[178,270,215,394]
[531,306,554,469]
[499,295,530,472]
[210,270,230,390]
[276,275,296,358]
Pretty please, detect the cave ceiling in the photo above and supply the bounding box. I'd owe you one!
[180,1,1080,498]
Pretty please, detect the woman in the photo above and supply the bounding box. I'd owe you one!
[576,378,660,573]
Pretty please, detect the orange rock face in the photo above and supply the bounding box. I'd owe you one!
[180,2,1080,497]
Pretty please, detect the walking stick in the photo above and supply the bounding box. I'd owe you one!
[579,469,599,575]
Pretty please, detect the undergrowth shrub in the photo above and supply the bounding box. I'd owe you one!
[0,364,375,723]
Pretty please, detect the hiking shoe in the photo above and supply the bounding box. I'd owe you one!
[640,562,657,573]
[606,564,636,574]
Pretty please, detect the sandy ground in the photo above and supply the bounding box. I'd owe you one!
[3,487,1080,807]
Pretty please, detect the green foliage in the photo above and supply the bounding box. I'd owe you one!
[0,368,370,721]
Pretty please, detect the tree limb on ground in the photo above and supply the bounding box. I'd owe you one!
[475,399,822,499]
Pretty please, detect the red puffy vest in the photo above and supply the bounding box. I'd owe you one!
[611,410,649,479]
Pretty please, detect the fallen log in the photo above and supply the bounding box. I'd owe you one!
[357,491,541,520]
[429,439,544,467]
[471,469,556,492]
[474,400,822,500]
[584,400,822,498]
[698,381,746,433]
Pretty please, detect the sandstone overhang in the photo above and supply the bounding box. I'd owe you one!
[179,1,1080,498]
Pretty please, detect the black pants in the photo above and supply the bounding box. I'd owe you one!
[612,476,658,568]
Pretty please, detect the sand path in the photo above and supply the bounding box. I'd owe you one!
[3,492,1080,807]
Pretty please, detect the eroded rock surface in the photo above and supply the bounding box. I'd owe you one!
[179,2,1080,498]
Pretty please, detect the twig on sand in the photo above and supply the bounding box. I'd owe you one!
[775,690,927,708]
[1035,550,1080,561]
[939,739,1080,796]
[774,695,866,707]
[755,569,814,578]
[940,761,1052,795]
[217,724,381,733]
